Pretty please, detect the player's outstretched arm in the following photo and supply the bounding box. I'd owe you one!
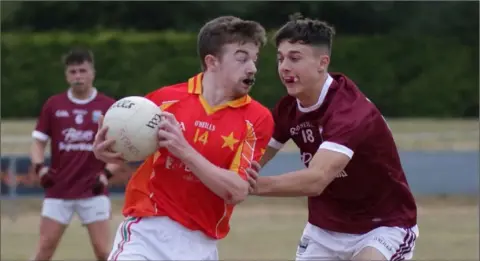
[252,149,350,196]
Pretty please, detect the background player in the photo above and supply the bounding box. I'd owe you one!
[93,16,274,260]
[30,48,123,261]
[247,15,419,261]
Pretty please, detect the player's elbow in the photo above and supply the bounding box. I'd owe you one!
[303,162,338,196]
[303,173,329,196]
[304,181,324,196]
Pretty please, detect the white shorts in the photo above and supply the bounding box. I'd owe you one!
[296,222,419,261]
[41,195,111,225]
[108,216,218,261]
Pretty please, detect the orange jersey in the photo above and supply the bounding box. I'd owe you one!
[122,73,274,239]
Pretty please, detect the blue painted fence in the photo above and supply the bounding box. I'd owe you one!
[1,151,478,196]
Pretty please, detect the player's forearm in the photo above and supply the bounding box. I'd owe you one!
[182,149,248,204]
[30,140,47,164]
[253,169,327,197]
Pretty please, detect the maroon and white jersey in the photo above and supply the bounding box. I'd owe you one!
[269,73,417,234]
[33,88,116,199]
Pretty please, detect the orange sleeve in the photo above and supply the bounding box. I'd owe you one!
[144,84,180,104]
[229,109,274,180]
[144,88,164,105]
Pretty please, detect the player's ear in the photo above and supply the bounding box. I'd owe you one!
[204,54,218,71]
[318,55,330,72]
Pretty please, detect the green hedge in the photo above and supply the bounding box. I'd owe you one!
[1,31,478,118]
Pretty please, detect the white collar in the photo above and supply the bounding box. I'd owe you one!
[67,88,98,105]
[297,74,333,113]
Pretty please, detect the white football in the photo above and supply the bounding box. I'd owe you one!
[103,96,162,162]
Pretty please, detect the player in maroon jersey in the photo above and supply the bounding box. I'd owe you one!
[29,48,123,261]
[247,15,419,261]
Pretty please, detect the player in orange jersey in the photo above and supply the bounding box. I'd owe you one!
[92,16,274,260]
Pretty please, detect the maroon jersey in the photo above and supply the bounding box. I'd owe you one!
[269,73,417,234]
[33,88,116,199]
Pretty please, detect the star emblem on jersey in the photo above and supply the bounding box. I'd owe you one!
[221,132,239,150]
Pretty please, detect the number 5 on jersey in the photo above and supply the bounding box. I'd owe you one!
[193,128,209,145]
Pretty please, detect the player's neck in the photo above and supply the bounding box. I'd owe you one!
[297,74,328,108]
[69,86,94,100]
[201,72,233,107]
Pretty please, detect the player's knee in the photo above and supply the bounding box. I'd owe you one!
[93,247,110,261]
[87,224,111,261]
[88,232,111,261]
[34,237,58,260]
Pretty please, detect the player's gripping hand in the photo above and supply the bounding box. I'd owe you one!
[92,168,113,195]
[93,115,125,165]
[246,161,261,194]
[34,163,55,188]
[157,111,193,160]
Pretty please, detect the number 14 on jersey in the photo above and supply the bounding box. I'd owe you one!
[193,128,209,145]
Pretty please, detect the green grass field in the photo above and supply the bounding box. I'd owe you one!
[1,118,479,154]
[0,197,478,260]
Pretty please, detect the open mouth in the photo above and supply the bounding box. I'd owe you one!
[283,76,297,84]
[242,78,255,86]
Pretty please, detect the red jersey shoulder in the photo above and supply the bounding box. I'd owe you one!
[145,82,189,105]
[326,74,377,123]
[319,73,385,151]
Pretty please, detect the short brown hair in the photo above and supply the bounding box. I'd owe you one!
[274,13,336,53]
[197,16,267,70]
[63,48,94,66]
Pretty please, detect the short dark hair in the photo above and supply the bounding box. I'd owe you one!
[274,13,336,53]
[197,16,267,70]
[62,48,94,66]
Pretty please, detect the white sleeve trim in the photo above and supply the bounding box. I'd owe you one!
[268,138,285,150]
[32,130,49,142]
[319,141,354,159]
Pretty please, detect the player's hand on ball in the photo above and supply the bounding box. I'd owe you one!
[157,111,192,160]
[93,115,125,165]
[246,161,261,194]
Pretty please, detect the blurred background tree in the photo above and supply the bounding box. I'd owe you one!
[1,1,478,118]
[2,1,477,41]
